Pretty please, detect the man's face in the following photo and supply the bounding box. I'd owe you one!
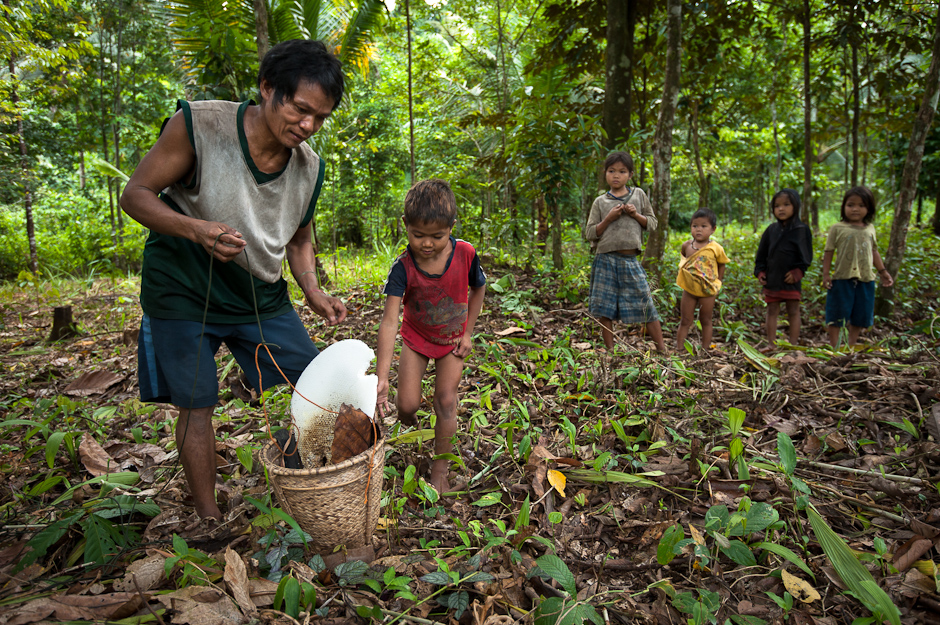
[261,79,335,148]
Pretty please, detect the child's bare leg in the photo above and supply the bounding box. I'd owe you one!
[676,291,697,349]
[847,324,863,346]
[785,300,801,343]
[429,353,464,494]
[396,344,429,426]
[766,301,780,342]
[645,320,666,352]
[699,295,717,348]
[827,324,841,348]
[599,317,614,350]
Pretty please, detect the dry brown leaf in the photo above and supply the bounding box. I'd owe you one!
[79,437,118,476]
[494,326,525,336]
[223,548,256,616]
[689,524,705,546]
[248,578,278,608]
[781,568,820,603]
[331,403,376,464]
[63,370,125,396]
[0,592,142,625]
[892,537,935,572]
[113,554,166,592]
[155,587,242,625]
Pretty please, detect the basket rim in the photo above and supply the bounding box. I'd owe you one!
[261,436,386,477]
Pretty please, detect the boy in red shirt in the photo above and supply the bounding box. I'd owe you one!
[376,179,486,494]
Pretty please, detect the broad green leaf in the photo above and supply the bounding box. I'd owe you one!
[45,431,66,468]
[743,502,779,535]
[420,571,453,586]
[462,571,495,584]
[442,590,469,619]
[721,540,757,567]
[14,511,84,573]
[472,491,503,507]
[657,524,684,565]
[81,513,130,566]
[272,508,308,549]
[777,432,796,476]
[532,553,576,597]
[730,616,769,625]
[727,407,746,436]
[335,560,369,585]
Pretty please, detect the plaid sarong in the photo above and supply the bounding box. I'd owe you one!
[589,253,660,323]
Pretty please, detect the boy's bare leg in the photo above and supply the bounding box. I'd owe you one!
[676,291,697,349]
[176,405,222,520]
[430,352,464,494]
[766,301,780,342]
[599,317,614,350]
[847,324,863,346]
[699,295,717,348]
[395,344,429,426]
[827,324,841,348]
[645,320,666,352]
[785,300,801,343]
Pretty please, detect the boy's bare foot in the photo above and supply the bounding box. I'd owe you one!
[430,459,450,494]
[398,412,417,426]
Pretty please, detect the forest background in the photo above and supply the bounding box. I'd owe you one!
[1,0,938,306]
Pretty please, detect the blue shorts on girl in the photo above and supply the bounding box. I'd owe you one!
[825,279,875,328]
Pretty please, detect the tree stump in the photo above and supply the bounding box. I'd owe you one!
[49,306,80,341]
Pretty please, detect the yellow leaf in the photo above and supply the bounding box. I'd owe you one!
[782,568,821,603]
[547,470,566,497]
[689,524,706,546]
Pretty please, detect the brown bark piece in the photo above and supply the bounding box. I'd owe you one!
[330,403,376,464]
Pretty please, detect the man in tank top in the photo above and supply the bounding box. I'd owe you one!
[121,40,347,522]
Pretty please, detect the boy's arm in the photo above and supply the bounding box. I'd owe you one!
[872,248,893,287]
[822,250,834,289]
[717,263,726,281]
[376,295,403,418]
[453,285,486,359]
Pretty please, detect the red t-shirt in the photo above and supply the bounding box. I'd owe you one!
[383,238,486,359]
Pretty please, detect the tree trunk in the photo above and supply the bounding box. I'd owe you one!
[49,306,80,342]
[253,0,269,61]
[801,0,812,225]
[875,2,940,317]
[643,0,681,279]
[851,36,860,186]
[690,99,708,208]
[603,0,636,148]
[550,191,563,270]
[405,0,416,182]
[931,187,940,236]
[8,54,37,274]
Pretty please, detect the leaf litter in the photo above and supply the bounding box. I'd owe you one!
[0,272,937,624]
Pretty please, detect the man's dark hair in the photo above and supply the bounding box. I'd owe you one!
[258,40,345,110]
[691,207,717,228]
[604,151,634,174]
[403,179,457,226]
[770,188,801,221]
[840,185,877,224]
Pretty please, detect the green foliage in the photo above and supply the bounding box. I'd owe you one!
[528,554,603,625]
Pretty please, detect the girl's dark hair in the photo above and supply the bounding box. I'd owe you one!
[259,39,345,111]
[403,179,457,226]
[691,207,717,228]
[603,151,634,174]
[840,186,876,224]
[770,188,801,222]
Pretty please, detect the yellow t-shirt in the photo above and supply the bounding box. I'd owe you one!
[676,241,730,297]
[824,222,877,282]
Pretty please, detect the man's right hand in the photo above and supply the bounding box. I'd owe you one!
[194,221,246,261]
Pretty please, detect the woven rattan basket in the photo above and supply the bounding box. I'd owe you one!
[261,437,385,553]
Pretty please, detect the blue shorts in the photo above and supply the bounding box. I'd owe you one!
[589,253,660,324]
[825,279,875,328]
[137,311,319,408]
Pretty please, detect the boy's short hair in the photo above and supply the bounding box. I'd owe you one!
[691,208,717,228]
[403,179,457,226]
[604,151,634,174]
[840,185,877,224]
[770,188,801,218]
[259,39,345,111]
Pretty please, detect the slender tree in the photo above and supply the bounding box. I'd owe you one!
[603,0,636,148]
[875,2,940,316]
[802,0,814,228]
[643,0,681,277]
